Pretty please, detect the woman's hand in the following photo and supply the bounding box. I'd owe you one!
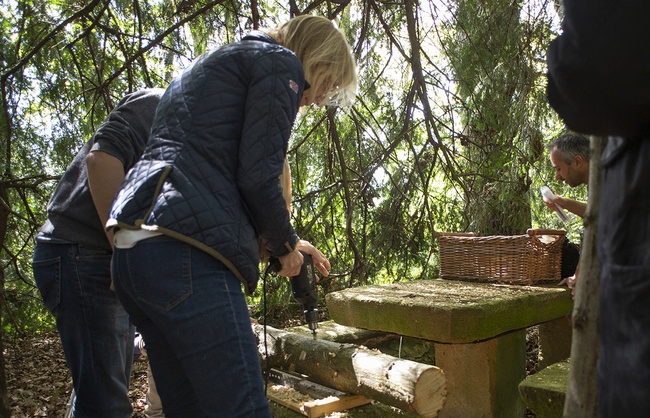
[295,240,330,277]
[276,239,331,278]
[277,250,304,277]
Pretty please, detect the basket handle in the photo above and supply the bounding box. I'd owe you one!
[526,228,566,237]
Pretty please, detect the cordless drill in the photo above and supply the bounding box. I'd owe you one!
[269,251,319,339]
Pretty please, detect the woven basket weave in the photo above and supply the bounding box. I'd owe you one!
[437,228,566,285]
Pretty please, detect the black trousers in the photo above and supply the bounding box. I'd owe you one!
[598,136,650,417]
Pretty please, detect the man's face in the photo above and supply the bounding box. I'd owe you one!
[549,148,585,187]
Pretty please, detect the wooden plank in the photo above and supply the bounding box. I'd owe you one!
[268,368,345,398]
[266,368,372,417]
[266,388,308,416]
[303,394,371,418]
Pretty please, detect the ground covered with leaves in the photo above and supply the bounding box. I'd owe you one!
[4,332,396,418]
[4,333,150,417]
[5,328,541,417]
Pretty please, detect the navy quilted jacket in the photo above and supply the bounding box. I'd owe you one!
[108,32,304,293]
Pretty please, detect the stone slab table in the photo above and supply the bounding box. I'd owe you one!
[326,279,573,418]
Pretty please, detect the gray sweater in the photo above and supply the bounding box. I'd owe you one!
[37,89,165,250]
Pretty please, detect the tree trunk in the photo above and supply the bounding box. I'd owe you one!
[0,180,12,418]
[253,324,447,418]
[563,136,604,418]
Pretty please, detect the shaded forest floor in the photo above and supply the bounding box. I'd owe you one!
[4,332,410,418]
[4,333,151,417]
[4,328,541,417]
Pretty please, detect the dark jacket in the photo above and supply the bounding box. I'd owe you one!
[546,0,650,137]
[108,32,304,293]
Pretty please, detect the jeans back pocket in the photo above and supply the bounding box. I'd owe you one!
[124,240,193,311]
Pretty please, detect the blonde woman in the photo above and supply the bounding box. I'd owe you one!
[107,15,357,417]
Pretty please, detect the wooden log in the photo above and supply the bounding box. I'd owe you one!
[253,323,447,418]
[287,320,397,345]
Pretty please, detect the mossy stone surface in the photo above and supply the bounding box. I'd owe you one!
[326,279,573,343]
[518,360,570,418]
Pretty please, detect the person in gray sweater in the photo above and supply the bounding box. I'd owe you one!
[32,89,164,418]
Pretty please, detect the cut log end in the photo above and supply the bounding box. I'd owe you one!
[412,367,447,418]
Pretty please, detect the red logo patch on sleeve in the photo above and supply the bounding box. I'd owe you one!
[289,80,299,94]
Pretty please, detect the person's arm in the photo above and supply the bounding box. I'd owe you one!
[86,151,126,249]
[551,195,587,218]
[237,50,305,274]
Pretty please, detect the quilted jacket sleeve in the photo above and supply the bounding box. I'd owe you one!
[547,0,650,137]
[237,49,303,257]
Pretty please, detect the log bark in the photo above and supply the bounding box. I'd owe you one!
[253,324,447,418]
[563,136,603,418]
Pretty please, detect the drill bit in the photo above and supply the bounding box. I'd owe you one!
[306,309,318,340]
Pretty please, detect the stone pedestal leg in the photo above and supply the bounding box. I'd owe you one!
[537,316,572,370]
[435,330,526,418]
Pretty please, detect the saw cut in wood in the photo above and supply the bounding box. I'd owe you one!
[266,368,371,417]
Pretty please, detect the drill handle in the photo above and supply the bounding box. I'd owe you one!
[268,252,318,308]
[268,250,307,276]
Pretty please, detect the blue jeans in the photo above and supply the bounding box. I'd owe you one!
[112,235,271,418]
[32,242,134,418]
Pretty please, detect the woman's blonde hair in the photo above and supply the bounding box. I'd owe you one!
[267,15,357,107]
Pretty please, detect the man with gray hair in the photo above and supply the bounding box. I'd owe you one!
[545,131,590,217]
[544,131,590,296]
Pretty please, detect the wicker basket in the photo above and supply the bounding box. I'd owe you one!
[437,228,566,285]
